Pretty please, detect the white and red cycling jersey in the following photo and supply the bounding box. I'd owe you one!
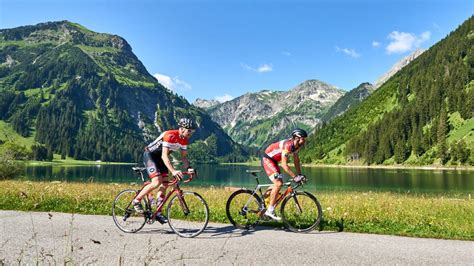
[264,139,298,162]
[144,130,188,179]
[262,139,299,179]
[146,130,188,154]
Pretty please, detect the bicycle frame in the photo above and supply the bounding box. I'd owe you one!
[226,170,321,232]
[138,171,194,221]
[246,171,301,210]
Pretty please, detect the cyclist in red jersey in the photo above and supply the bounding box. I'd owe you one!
[261,128,308,220]
[132,118,196,223]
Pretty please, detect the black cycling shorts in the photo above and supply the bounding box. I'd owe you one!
[143,151,168,178]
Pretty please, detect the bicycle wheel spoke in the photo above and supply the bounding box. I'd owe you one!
[226,190,263,229]
[112,189,147,233]
[115,206,126,212]
[292,196,303,214]
[281,192,322,233]
[167,192,209,238]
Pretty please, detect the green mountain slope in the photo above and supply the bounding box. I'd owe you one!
[300,16,474,166]
[321,82,375,122]
[0,21,247,162]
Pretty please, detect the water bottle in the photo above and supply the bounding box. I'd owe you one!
[264,195,270,207]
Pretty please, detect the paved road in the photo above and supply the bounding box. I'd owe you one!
[1,211,472,265]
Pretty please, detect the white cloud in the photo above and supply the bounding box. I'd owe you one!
[215,94,234,103]
[153,73,192,91]
[385,31,431,54]
[335,46,361,58]
[372,41,381,47]
[281,50,292,56]
[257,63,273,73]
[241,63,273,73]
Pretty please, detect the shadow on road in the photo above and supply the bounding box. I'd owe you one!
[125,223,339,238]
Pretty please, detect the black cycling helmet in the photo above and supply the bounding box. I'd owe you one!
[178,118,196,129]
[291,128,308,138]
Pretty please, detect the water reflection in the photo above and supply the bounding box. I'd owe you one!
[21,164,474,194]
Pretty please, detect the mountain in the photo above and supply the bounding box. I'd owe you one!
[193,98,220,110]
[321,82,375,122]
[0,21,247,163]
[204,80,345,147]
[374,49,425,88]
[319,51,425,123]
[300,16,474,166]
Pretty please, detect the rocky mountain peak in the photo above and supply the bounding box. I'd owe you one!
[193,98,220,110]
[284,79,345,108]
[203,79,345,146]
[375,49,425,88]
[0,20,132,52]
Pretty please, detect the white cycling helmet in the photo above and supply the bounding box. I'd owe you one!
[178,118,196,129]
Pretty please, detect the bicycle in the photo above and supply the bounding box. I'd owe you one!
[112,167,209,238]
[226,170,322,233]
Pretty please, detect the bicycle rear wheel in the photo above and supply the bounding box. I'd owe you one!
[167,191,209,238]
[281,191,322,233]
[112,189,147,233]
[226,189,263,229]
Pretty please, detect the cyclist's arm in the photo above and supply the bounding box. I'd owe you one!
[293,153,302,175]
[161,146,178,175]
[281,153,296,178]
[180,149,190,170]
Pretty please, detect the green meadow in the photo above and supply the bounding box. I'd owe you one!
[1,180,472,240]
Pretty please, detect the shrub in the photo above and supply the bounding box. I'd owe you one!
[0,149,23,179]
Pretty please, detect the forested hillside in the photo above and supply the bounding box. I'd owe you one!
[0,21,247,163]
[300,16,474,166]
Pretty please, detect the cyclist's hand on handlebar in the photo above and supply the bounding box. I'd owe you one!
[172,170,183,180]
[293,174,307,184]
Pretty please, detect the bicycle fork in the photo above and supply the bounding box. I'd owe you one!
[177,191,191,216]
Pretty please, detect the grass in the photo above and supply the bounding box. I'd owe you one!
[25,156,135,166]
[0,180,472,240]
[0,121,36,148]
[448,115,474,146]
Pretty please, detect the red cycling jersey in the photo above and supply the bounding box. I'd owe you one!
[146,130,188,154]
[264,139,298,162]
[144,130,188,179]
[262,139,299,179]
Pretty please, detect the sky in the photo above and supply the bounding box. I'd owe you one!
[1,0,473,103]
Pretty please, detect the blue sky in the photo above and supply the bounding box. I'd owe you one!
[1,0,473,103]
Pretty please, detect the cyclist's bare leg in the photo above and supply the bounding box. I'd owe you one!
[269,178,283,207]
[155,180,168,206]
[135,175,161,201]
[153,176,169,223]
[265,178,283,220]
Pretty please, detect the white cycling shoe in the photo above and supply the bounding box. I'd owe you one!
[264,210,282,221]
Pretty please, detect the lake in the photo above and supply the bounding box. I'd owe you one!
[20,164,474,194]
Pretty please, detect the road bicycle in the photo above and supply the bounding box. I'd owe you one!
[112,167,209,238]
[226,170,322,232]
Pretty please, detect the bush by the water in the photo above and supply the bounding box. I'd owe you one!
[0,149,23,179]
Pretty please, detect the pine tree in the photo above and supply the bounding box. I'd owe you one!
[437,106,449,164]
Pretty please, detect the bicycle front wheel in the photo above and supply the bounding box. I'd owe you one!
[281,191,322,233]
[167,191,209,238]
[226,189,263,229]
[112,189,147,233]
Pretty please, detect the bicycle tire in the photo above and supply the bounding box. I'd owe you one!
[112,189,147,233]
[226,189,264,230]
[167,191,209,238]
[280,191,322,233]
